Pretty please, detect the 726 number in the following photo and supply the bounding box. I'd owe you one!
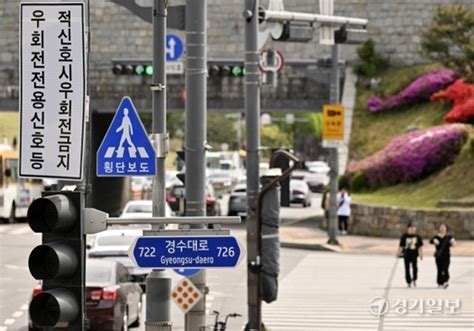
[217,246,235,257]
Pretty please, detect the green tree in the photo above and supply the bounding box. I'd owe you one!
[421,5,474,79]
[261,125,292,149]
[355,39,388,77]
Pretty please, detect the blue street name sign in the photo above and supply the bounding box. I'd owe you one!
[130,236,242,269]
[97,97,156,177]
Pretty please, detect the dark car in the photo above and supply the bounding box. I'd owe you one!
[228,184,247,216]
[29,259,143,331]
[167,182,221,216]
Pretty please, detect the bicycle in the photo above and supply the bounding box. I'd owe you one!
[210,310,242,331]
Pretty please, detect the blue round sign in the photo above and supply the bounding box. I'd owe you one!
[166,34,184,62]
[174,268,202,277]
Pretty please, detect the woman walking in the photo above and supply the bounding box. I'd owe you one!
[336,187,351,235]
[396,223,423,287]
[430,223,456,289]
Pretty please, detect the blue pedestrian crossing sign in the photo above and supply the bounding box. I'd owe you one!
[97,97,156,177]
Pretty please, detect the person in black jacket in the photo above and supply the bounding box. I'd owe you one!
[396,223,423,287]
[430,223,456,289]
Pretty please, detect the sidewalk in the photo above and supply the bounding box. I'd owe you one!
[280,218,474,256]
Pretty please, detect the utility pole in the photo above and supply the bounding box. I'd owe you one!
[327,44,340,245]
[244,0,262,330]
[147,1,172,330]
[185,0,207,330]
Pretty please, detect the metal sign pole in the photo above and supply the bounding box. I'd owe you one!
[244,0,262,330]
[327,44,340,245]
[146,1,172,330]
[185,0,207,330]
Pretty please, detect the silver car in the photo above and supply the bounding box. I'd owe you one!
[228,184,247,216]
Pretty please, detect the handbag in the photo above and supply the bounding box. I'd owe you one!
[398,250,405,258]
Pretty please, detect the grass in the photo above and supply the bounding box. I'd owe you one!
[350,64,474,209]
[0,111,19,147]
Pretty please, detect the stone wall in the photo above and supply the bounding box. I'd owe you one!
[1,0,472,111]
[350,203,474,240]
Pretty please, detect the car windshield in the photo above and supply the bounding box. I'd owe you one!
[86,264,112,283]
[125,203,152,213]
[171,186,186,197]
[97,234,138,246]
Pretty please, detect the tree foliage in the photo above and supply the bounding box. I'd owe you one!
[355,39,388,77]
[421,5,474,80]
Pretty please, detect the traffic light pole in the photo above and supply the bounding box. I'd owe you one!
[184,1,207,330]
[244,0,262,330]
[147,1,172,331]
[327,45,340,245]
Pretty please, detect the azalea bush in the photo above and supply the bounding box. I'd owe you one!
[367,69,458,113]
[431,79,474,123]
[346,124,468,188]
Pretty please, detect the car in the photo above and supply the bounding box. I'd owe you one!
[208,170,233,193]
[88,229,152,289]
[228,184,247,216]
[305,161,330,174]
[120,199,173,218]
[292,170,329,193]
[167,182,221,216]
[29,259,142,331]
[290,179,312,207]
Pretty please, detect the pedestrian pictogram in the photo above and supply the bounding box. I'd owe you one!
[171,278,203,314]
[97,97,156,176]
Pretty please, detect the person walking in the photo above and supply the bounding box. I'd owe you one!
[396,223,423,287]
[430,223,456,289]
[336,187,351,235]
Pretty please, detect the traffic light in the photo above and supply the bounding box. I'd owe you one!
[27,191,85,330]
[207,60,245,77]
[334,25,369,45]
[112,61,154,76]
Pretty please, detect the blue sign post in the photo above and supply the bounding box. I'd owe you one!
[166,34,184,62]
[97,97,156,177]
[130,236,242,269]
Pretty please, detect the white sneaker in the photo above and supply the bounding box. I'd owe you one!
[443,283,449,289]
[413,281,417,287]
[407,283,411,288]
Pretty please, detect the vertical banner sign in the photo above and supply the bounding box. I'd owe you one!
[19,2,86,180]
[322,104,345,147]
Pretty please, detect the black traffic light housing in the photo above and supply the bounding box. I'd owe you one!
[27,191,85,330]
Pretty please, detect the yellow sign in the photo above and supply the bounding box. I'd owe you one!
[322,104,345,141]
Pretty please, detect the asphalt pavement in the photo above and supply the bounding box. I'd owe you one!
[1,195,472,331]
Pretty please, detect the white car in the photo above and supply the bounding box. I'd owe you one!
[290,179,312,207]
[88,228,151,289]
[305,161,330,174]
[120,200,173,218]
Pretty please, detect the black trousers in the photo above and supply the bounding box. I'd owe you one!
[338,215,348,231]
[436,256,450,285]
[404,255,418,283]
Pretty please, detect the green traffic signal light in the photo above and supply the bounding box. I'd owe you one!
[135,65,145,75]
[145,65,154,76]
[232,66,243,77]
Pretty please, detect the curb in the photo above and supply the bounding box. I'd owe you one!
[280,241,342,253]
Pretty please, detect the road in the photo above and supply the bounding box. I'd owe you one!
[1,215,473,330]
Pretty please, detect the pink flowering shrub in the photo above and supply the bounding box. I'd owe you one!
[346,124,468,188]
[368,69,458,113]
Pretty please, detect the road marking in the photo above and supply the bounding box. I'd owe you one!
[3,319,14,325]
[8,227,31,235]
[0,326,7,331]
[11,312,22,318]
[0,226,12,233]
[20,304,28,311]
